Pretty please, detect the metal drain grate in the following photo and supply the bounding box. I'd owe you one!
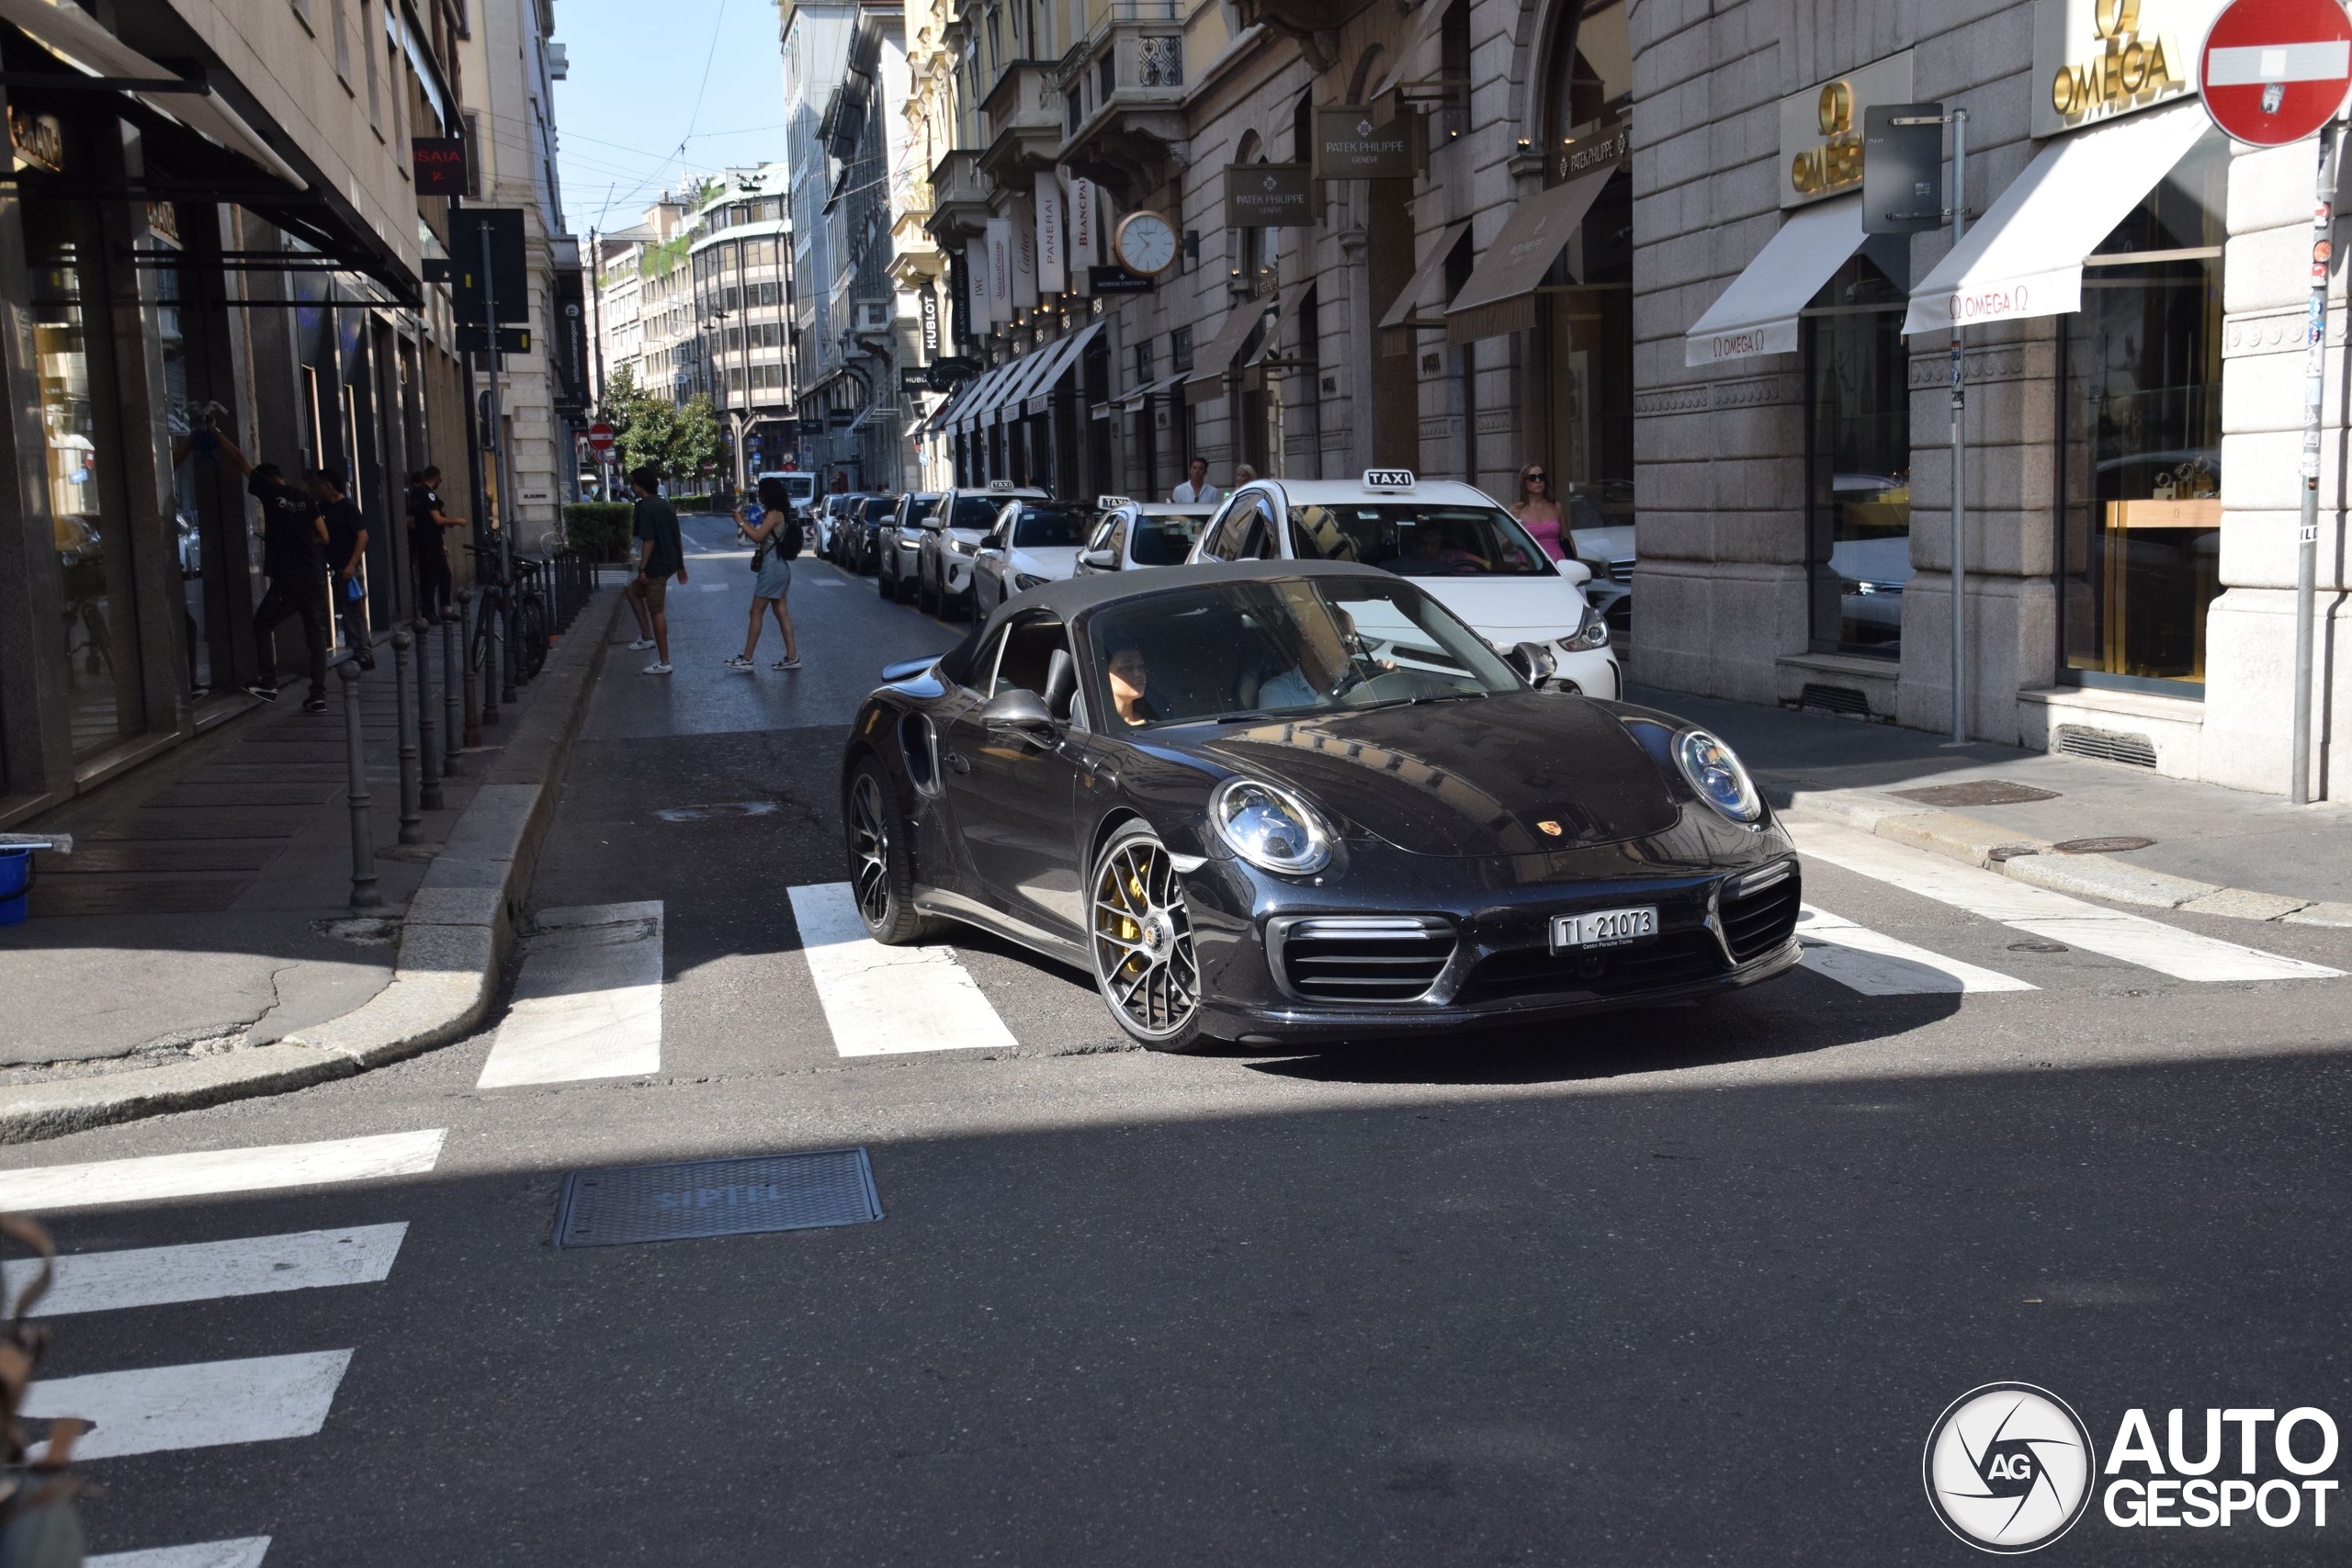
[2054,724,2157,769]
[1798,682,1872,717]
[553,1149,882,1249]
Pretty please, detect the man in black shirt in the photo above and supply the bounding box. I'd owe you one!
[213,434,330,709]
[624,464,688,673]
[407,465,464,620]
[313,463,373,671]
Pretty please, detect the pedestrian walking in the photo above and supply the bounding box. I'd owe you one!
[1511,462,1567,561]
[725,476,803,672]
[209,434,330,710]
[624,464,687,674]
[313,463,374,671]
[407,466,465,620]
[1233,464,1258,487]
[1171,456,1222,505]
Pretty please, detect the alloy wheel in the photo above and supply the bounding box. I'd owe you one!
[850,773,892,928]
[1091,834,1199,1040]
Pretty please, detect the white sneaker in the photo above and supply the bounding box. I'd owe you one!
[628,637,656,651]
[643,660,673,675]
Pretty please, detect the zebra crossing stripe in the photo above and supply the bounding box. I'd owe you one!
[1790,821,2343,984]
[88,1540,271,1568]
[787,882,1019,1057]
[3,1225,407,1316]
[0,1130,446,1214]
[1795,904,2037,995]
[24,1350,353,1461]
[478,902,664,1088]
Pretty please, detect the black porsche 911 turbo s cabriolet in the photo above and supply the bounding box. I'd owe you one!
[839,559,1803,1051]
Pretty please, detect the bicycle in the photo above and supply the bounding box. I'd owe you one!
[462,544,549,683]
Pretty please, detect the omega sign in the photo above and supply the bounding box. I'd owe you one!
[1778,51,1914,209]
[2032,0,2223,138]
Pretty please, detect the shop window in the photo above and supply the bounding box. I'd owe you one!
[2057,130,2227,691]
[1543,0,1629,180]
[1804,242,1912,656]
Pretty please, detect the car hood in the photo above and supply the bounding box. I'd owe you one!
[1012,546,1079,580]
[1198,693,1679,855]
[1407,575,1592,637]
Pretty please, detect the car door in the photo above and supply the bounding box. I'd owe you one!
[942,611,1086,937]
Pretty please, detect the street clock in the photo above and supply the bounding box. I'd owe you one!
[1113,210,1179,277]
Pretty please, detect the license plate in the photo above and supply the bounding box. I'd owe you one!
[1551,907,1658,951]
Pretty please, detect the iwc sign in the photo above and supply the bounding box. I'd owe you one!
[1779,51,1914,209]
[2032,0,2226,138]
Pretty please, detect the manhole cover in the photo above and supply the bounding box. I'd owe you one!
[1986,845,2041,863]
[1890,780,2063,807]
[653,801,781,823]
[2007,941,2070,953]
[553,1149,882,1249]
[2052,836,2154,854]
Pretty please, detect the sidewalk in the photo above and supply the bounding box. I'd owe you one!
[1633,684,2352,926]
[0,583,623,1135]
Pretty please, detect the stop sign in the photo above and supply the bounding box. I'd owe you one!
[586,420,615,455]
[2201,0,2352,146]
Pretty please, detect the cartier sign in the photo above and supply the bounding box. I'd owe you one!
[2031,0,2223,138]
[1779,51,1914,209]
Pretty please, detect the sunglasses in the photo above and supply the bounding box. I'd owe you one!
[1526,472,1548,482]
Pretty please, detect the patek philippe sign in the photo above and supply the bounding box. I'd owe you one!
[1315,107,1419,178]
[1779,51,1915,209]
[2031,0,2222,138]
[1225,163,1318,228]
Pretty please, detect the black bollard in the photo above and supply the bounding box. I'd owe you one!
[442,609,464,767]
[392,629,423,845]
[337,660,381,910]
[413,617,442,808]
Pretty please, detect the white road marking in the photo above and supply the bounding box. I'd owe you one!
[1795,904,2037,995]
[5,1224,407,1316]
[788,882,1019,1057]
[1790,821,2343,983]
[0,1130,446,1214]
[88,1540,271,1568]
[478,902,663,1088]
[24,1350,353,1461]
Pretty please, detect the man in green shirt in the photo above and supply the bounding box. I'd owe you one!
[625,465,689,674]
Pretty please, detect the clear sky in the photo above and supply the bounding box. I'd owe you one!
[549,0,795,236]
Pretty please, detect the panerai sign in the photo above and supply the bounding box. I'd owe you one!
[1779,51,1915,209]
[2031,0,2225,138]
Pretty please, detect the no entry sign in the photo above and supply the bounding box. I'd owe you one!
[2201,0,2352,146]
[586,421,615,455]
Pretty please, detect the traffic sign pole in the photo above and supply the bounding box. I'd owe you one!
[2293,118,2341,804]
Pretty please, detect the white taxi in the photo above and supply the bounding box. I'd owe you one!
[1185,470,1620,699]
[921,480,1045,619]
[1074,497,1216,574]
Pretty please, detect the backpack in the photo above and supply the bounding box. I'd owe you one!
[776,510,804,559]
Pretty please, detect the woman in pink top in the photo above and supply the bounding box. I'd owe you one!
[1512,463,1566,561]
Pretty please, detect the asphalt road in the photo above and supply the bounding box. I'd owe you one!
[8,519,2351,1565]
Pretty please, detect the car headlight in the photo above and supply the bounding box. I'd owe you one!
[1559,605,1611,652]
[1013,572,1049,592]
[1210,777,1333,875]
[1675,730,1763,823]
[949,536,978,556]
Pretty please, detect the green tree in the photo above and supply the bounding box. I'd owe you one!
[603,367,721,489]
[670,394,722,488]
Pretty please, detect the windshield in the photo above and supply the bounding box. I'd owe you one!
[1013,507,1091,547]
[1129,515,1203,565]
[1285,503,1552,578]
[1087,577,1521,730]
[784,477,815,502]
[951,496,1005,530]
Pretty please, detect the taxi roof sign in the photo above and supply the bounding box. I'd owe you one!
[986,479,1015,492]
[1097,494,1134,510]
[1363,468,1415,491]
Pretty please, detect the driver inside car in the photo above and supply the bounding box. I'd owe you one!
[1253,604,1391,711]
[1106,644,1159,726]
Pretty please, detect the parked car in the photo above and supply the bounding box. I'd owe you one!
[836,493,899,572]
[970,496,1099,618]
[1187,470,1621,700]
[840,560,1800,1052]
[1074,500,1216,575]
[920,481,1044,619]
[878,491,943,603]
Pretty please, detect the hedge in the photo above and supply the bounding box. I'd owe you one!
[561,502,633,561]
[669,493,722,513]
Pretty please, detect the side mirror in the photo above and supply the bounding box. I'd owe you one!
[1505,640,1556,685]
[1080,547,1116,570]
[979,687,1057,735]
[980,532,1004,551]
[1555,558,1594,586]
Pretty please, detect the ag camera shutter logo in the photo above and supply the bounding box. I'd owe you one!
[1923,1383,2096,1553]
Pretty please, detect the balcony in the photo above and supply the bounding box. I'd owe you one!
[1231,0,1378,66]
[924,149,990,243]
[1057,7,1190,205]
[977,62,1066,186]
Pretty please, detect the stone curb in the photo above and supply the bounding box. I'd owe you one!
[0,588,626,1145]
[1783,787,2352,930]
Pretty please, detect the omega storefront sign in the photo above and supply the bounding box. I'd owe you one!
[1779,51,1914,209]
[2031,0,2225,137]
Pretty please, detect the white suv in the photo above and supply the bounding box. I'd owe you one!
[1186,471,1620,699]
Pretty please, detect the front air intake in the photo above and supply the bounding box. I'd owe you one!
[1273,916,1456,1004]
[1719,862,1802,964]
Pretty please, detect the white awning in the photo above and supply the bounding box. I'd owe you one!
[1904,100,2209,338]
[954,360,1020,432]
[1115,371,1185,410]
[1021,321,1102,415]
[1683,196,1867,367]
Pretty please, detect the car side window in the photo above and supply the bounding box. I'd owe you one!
[1201,497,1249,561]
[1251,496,1283,559]
[1110,517,1129,564]
[964,627,1008,694]
[994,615,1070,704]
